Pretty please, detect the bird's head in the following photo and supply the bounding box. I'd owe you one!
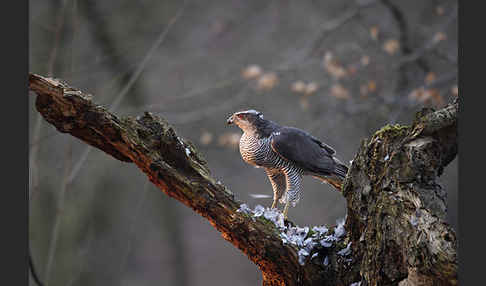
[227,109,264,132]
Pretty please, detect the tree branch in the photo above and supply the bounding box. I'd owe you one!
[343,101,457,285]
[29,244,44,286]
[29,73,457,285]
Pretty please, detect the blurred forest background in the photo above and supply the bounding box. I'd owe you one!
[29,0,458,285]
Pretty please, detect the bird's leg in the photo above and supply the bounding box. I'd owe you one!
[265,169,286,210]
[271,199,278,209]
[283,200,290,220]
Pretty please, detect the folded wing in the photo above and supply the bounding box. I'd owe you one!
[270,127,337,175]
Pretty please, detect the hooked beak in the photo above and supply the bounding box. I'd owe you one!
[227,114,234,125]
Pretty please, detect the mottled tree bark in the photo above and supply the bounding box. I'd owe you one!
[29,73,457,286]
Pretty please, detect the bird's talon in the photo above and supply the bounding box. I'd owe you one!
[284,219,295,228]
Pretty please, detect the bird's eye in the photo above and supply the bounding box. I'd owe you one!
[237,114,245,119]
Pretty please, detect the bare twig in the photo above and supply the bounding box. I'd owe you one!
[29,0,70,199]
[387,70,457,124]
[308,8,360,58]
[307,0,380,58]
[394,4,458,69]
[44,141,72,285]
[159,188,189,286]
[30,1,71,285]
[29,114,44,199]
[29,246,44,286]
[380,0,429,92]
[66,222,94,286]
[80,0,147,107]
[46,0,70,77]
[66,0,188,184]
[109,0,188,112]
[168,86,251,125]
[118,180,150,279]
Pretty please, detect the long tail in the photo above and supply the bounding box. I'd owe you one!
[333,162,348,180]
[312,162,349,191]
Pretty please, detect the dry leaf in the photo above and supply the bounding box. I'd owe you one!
[370,26,379,40]
[409,88,443,107]
[257,72,278,90]
[451,85,458,97]
[425,72,436,84]
[436,6,445,15]
[305,82,319,95]
[361,55,370,66]
[330,84,350,99]
[218,132,241,149]
[200,131,213,145]
[367,80,377,92]
[360,80,376,96]
[324,51,333,63]
[383,39,400,55]
[360,84,369,96]
[433,32,447,43]
[300,97,310,110]
[408,88,425,101]
[347,66,358,75]
[291,81,307,93]
[323,51,348,79]
[424,89,444,107]
[242,65,262,79]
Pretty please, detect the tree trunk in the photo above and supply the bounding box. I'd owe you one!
[29,73,457,285]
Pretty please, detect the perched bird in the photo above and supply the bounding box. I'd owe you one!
[227,109,348,219]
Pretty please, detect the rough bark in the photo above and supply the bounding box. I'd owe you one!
[343,104,458,286]
[29,73,457,286]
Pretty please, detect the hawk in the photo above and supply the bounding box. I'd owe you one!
[227,109,348,219]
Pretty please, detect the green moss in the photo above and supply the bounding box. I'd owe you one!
[257,217,283,236]
[258,216,277,227]
[374,124,409,138]
[413,107,435,125]
[307,229,317,237]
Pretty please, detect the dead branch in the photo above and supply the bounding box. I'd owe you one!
[29,73,457,285]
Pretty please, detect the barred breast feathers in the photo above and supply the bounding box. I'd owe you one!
[239,132,279,168]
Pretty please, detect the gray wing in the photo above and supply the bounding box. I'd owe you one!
[270,127,336,175]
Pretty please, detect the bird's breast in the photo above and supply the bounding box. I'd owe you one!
[239,133,272,167]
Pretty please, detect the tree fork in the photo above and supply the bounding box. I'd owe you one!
[28,73,457,285]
